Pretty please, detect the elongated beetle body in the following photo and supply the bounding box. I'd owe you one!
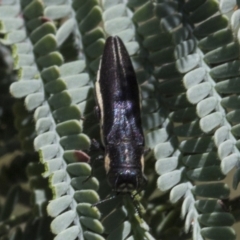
[95,36,147,194]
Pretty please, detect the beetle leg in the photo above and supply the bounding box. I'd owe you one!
[94,105,101,119]
[91,139,105,151]
[82,155,104,184]
[114,174,120,192]
[83,139,104,183]
[144,148,151,155]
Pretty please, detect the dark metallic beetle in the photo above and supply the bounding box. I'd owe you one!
[95,36,147,195]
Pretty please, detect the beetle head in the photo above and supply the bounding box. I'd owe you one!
[107,168,147,193]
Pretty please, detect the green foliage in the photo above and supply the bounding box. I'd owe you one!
[1,0,240,240]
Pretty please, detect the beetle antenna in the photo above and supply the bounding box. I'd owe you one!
[91,194,117,207]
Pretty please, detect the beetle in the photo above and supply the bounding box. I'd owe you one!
[94,36,147,200]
